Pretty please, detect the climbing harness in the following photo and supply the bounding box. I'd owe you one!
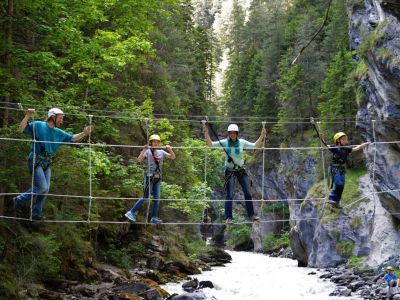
[205,121,247,190]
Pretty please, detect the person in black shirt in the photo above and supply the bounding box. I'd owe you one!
[320,132,370,208]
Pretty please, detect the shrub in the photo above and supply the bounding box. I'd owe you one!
[262,231,290,252]
[351,216,361,229]
[336,240,355,257]
[226,224,252,248]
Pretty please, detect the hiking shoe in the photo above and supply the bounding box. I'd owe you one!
[150,217,162,224]
[251,215,260,222]
[124,211,136,222]
[225,218,233,225]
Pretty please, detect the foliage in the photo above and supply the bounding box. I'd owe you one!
[346,255,365,267]
[331,228,340,238]
[351,216,361,229]
[262,231,290,252]
[336,240,355,257]
[226,222,252,248]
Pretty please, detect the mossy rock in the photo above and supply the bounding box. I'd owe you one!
[143,278,170,298]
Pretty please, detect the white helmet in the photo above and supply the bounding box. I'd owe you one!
[227,124,239,132]
[47,108,64,119]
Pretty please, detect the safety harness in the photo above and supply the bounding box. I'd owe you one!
[137,118,162,189]
[310,117,346,188]
[205,121,249,190]
[30,122,54,171]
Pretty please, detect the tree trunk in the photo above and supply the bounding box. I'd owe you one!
[0,0,14,215]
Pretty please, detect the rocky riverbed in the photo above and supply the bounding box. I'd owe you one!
[317,255,400,300]
[16,246,231,300]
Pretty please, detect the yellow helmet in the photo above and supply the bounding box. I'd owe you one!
[333,132,347,144]
[387,266,394,271]
[149,134,161,142]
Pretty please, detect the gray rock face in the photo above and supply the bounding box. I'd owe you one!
[287,0,400,269]
[350,0,400,219]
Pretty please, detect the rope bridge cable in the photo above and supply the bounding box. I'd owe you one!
[3,211,400,225]
[1,109,399,226]
[3,103,398,124]
[2,189,399,203]
[1,136,399,151]
[87,115,94,222]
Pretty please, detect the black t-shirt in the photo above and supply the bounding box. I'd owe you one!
[329,145,353,164]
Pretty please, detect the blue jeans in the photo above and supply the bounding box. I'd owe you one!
[329,169,345,202]
[225,169,255,220]
[130,176,161,218]
[15,159,51,218]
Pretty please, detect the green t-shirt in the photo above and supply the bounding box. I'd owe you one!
[211,138,256,169]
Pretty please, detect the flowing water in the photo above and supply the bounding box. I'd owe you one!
[164,251,361,300]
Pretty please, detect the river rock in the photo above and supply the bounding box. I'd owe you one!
[115,282,163,300]
[71,284,97,297]
[182,278,198,292]
[198,280,214,289]
[198,247,232,266]
[170,290,214,300]
[348,280,365,292]
[329,286,351,297]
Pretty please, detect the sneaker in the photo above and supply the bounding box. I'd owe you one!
[225,218,233,225]
[150,217,162,224]
[124,211,136,222]
[251,215,260,222]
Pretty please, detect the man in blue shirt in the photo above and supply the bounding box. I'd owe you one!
[14,108,93,220]
[204,123,266,224]
[384,266,398,287]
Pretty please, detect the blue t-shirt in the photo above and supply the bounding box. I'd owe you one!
[384,273,397,286]
[144,149,168,176]
[211,138,256,169]
[23,121,73,161]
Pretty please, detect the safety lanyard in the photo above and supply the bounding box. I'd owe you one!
[205,121,241,170]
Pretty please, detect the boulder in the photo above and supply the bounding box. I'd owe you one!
[182,278,198,292]
[198,281,214,289]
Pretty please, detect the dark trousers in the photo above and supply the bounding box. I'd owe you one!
[329,169,345,202]
[225,169,254,220]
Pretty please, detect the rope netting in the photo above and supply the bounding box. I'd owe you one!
[0,105,399,226]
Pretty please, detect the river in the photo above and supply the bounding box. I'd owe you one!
[163,251,361,300]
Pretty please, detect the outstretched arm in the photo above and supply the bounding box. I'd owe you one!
[352,142,370,152]
[19,108,35,133]
[319,133,329,148]
[72,125,94,142]
[165,145,176,160]
[203,126,213,147]
[255,128,267,148]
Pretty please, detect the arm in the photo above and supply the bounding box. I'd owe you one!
[254,128,267,148]
[137,145,149,163]
[319,133,329,148]
[19,108,35,133]
[352,142,370,152]
[203,126,213,147]
[71,125,93,142]
[165,145,176,160]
